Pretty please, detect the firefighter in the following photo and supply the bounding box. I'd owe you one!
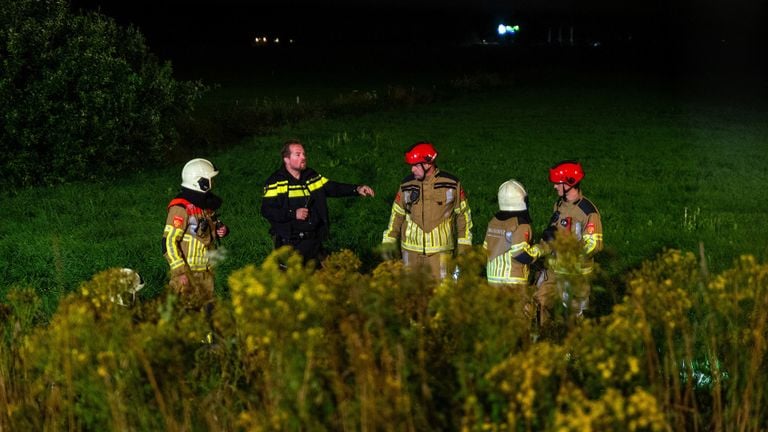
[483,179,541,305]
[382,141,473,281]
[535,160,603,323]
[162,158,229,310]
[261,139,375,265]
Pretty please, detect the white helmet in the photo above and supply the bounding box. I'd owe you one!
[181,158,219,192]
[498,179,527,211]
[111,268,145,308]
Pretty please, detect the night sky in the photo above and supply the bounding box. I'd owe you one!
[69,0,767,80]
[70,0,766,48]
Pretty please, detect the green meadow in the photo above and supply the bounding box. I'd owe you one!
[2,69,766,312]
[3,62,768,430]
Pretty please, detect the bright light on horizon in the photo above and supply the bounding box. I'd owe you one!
[498,24,520,36]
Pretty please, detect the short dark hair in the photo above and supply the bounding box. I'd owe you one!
[281,139,303,159]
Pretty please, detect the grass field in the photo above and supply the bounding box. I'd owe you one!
[3,51,768,430]
[3,61,766,314]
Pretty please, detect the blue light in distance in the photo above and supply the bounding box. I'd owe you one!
[498,24,520,36]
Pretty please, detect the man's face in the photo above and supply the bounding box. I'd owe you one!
[284,144,307,172]
[411,162,433,181]
[554,183,566,195]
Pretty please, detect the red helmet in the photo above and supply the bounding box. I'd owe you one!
[549,160,584,186]
[405,142,438,165]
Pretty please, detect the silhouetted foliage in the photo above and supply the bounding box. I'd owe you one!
[0,0,206,187]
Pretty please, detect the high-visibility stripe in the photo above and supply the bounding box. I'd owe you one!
[401,218,457,254]
[508,242,526,254]
[383,202,405,242]
[163,225,185,270]
[486,242,530,284]
[554,266,593,275]
[263,184,288,198]
[184,234,209,271]
[307,176,329,191]
[583,233,603,255]
[264,180,288,189]
[488,275,528,285]
[455,201,473,244]
[391,203,406,216]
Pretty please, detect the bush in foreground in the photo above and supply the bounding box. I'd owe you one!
[1,248,766,431]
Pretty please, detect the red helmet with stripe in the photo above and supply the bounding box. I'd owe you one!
[405,142,438,165]
[549,160,584,186]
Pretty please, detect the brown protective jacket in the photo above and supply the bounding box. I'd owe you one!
[382,169,472,254]
[484,213,540,285]
[162,196,220,277]
[546,195,603,274]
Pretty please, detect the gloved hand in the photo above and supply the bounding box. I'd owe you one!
[380,241,399,260]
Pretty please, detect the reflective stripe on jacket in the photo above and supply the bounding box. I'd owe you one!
[162,197,218,276]
[382,169,472,254]
[547,195,603,275]
[484,213,540,285]
[261,167,359,241]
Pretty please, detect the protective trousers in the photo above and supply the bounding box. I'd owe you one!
[401,250,452,281]
[492,283,535,318]
[535,269,590,325]
[170,269,214,310]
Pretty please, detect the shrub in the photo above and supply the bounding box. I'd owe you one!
[0,0,206,187]
[3,249,767,431]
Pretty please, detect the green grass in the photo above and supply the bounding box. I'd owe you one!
[3,70,768,431]
[2,75,767,315]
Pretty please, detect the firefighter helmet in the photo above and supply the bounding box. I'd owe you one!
[404,142,438,165]
[498,179,528,211]
[181,158,219,192]
[549,160,584,186]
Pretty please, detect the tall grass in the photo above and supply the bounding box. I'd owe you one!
[3,30,766,429]
[1,243,766,430]
[3,75,766,316]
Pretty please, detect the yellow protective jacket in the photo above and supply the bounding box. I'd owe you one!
[484,212,541,285]
[162,190,221,276]
[382,169,472,254]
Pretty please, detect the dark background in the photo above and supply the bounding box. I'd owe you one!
[70,0,768,93]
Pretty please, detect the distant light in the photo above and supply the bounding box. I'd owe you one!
[274,38,280,43]
[498,24,520,36]
[254,37,260,43]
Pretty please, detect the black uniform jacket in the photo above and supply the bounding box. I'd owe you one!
[261,167,359,241]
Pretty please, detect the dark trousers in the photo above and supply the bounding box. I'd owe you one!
[274,234,325,264]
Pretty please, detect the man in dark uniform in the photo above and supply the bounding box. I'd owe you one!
[535,160,603,323]
[261,139,375,264]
